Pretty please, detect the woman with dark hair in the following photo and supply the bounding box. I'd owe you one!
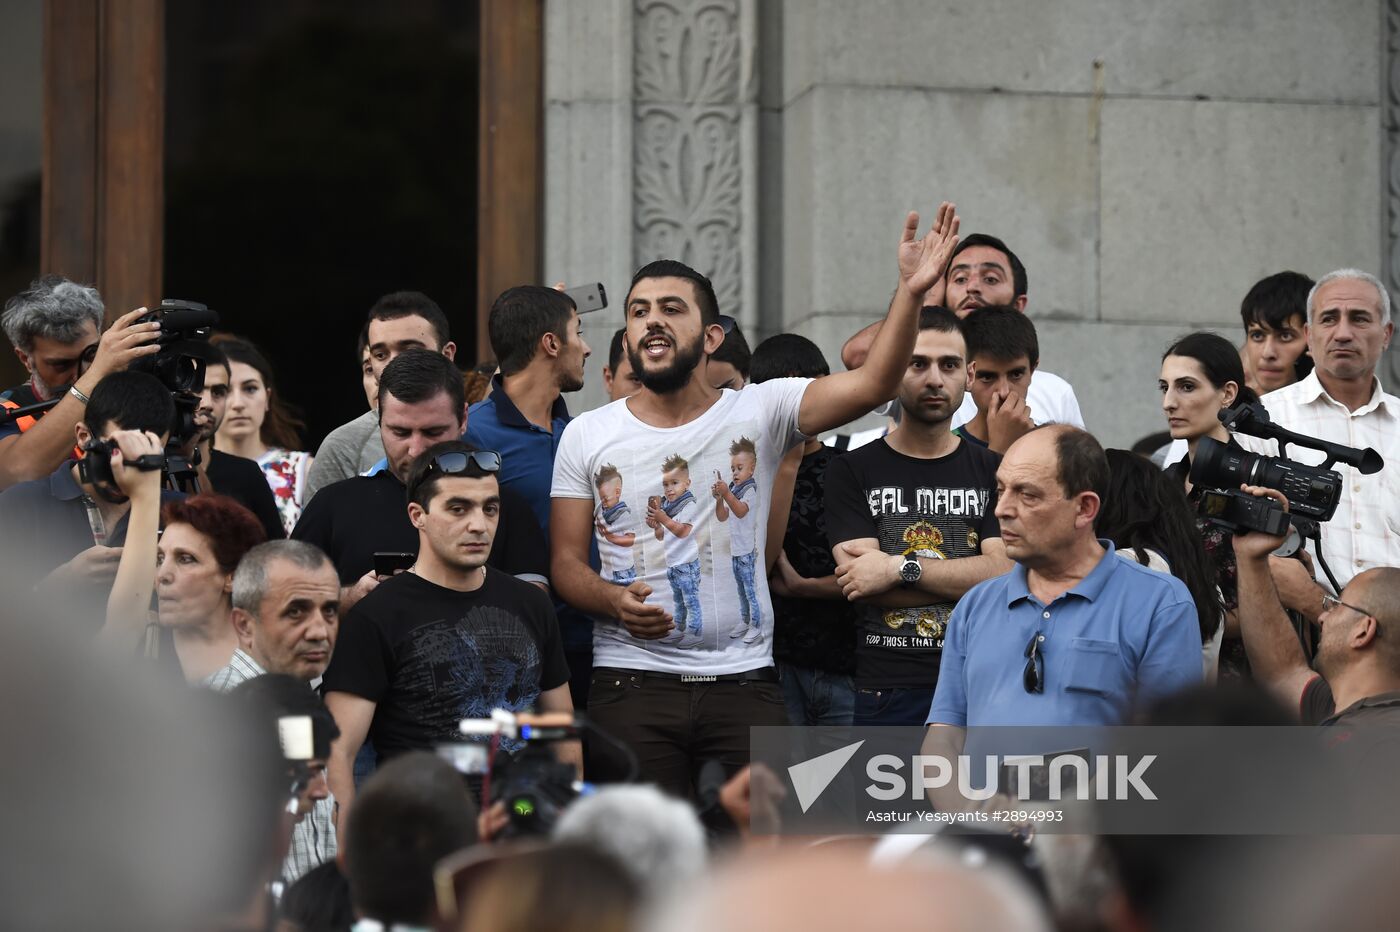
[214,336,314,534]
[1158,331,1261,679]
[1098,449,1224,678]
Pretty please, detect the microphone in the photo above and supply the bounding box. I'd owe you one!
[1219,403,1383,475]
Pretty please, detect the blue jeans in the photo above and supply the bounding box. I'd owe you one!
[780,664,855,726]
[854,686,937,726]
[611,567,637,585]
[666,558,703,633]
[731,549,762,630]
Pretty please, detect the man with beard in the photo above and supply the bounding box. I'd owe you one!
[1233,486,1400,731]
[840,233,1084,432]
[190,346,285,540]
[551,203,962,795]
[0,276,162,491]
[826,307,1011,725]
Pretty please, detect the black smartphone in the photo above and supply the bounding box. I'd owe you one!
[373,551,416,577]
[564,282,608,315]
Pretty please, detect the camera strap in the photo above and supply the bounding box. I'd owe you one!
[79,494,108,547]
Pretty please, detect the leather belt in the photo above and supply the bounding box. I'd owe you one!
[593,666,779,684]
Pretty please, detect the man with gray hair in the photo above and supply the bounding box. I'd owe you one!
[552,785,708,898]
[1234,268,1399,593]
[0,276,162,491]
[206,538,342,887]
[206,539,342,690]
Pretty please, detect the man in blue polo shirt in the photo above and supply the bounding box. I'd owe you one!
[925,426,1200,743]
[467,285,594,704]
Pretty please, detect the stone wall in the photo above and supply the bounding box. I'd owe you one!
[546,0,1386,446]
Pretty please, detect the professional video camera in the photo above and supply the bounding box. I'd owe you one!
[445,710,593,839]
[80,300,220,495]
[1189,401,1383,589]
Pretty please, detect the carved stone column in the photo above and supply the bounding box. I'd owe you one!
[633,0,757,326]
[1386,0,1400,383]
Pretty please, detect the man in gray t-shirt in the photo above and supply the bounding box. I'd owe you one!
[305,292,458,502]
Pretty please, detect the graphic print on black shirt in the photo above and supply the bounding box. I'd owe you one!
[825,438,1001,688]
[321,569,569,759]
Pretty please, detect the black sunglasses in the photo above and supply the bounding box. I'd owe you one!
[1023,631,1045,694]
[426,450,502,477]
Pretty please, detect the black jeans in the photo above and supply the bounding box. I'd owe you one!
[585,668,790,799]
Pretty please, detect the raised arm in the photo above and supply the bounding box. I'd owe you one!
[99,430,165,651]
[800,204,959,436]
[1231,486,1317,711]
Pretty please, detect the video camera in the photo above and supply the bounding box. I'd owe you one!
[1189,402,1383,586]
[443,710,593,839]
[79,300,220,496]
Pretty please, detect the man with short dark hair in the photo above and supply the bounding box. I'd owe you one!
[305,291,457,500]
[0,371,182,613]
[827,307,1011,725]
[342,752,479,930]
[323,440,573,829]
[956,306,1040,453]
[708,317,751,391]
[552,204,963,794]
[925,426,1200,738]
[292,350,547,612]
[602,328,643,401]
[841,233,1084,431]
[0,276,162,490]
[1241,270,1314,395]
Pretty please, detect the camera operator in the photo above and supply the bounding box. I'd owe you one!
[1233,485,1400,729]
[0,276,162,491]
[1233,269,1399,597]
[0,371,181,623]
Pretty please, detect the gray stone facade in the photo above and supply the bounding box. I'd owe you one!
[547,0,1390,447]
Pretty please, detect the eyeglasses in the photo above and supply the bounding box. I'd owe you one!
[1023,631,1045,694]
[1321,592,1373,619]
[425,450,502,477]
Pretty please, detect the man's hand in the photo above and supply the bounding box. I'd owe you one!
[897,202,961,297]
[342,570,380,612]
[612,580,674,639]
[108,430,165,501]
[985,389,1035,453]
[477,800,510,843]
[719,764,786,839]
[1230,485,1290,562]
[81,308,162,386]
[835,541,900,600]
[48,545,124,586]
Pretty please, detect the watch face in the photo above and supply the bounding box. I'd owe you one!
[900,559,920,583]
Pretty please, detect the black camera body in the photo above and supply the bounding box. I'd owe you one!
[77,437,165,498]
[130,300,219,490]
[1189,403,1382,538]
[489,745,583,838]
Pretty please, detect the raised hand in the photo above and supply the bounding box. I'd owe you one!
[897,202,961,298]
[1230,485,1291,561]
[986,389,1036,454]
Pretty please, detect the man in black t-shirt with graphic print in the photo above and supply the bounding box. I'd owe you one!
[322,440,574,836]
[827,307,1011,726]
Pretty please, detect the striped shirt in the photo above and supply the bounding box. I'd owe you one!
[204,649,338,886]
[1235,371,1400,589]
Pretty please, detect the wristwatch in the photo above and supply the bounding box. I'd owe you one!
[899,556,921,586]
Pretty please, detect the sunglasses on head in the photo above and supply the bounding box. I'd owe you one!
[1023,631,1045,695]
[425,450,502,477]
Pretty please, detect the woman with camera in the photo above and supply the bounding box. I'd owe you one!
[1158,331,1274,679]
[214,337,314,536]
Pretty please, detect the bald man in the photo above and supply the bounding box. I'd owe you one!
[1233,488,1400,729]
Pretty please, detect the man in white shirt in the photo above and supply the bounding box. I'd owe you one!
[1235,268,1399,594]
[552,203,963,797]
[841,233,1085,431]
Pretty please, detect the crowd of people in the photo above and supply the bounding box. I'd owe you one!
[1,198,1398,931]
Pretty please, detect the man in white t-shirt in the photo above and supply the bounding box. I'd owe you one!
[841,232,1085,431]
[551,203,964,796]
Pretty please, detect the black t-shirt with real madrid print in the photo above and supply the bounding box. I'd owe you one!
[825,438,1001,689]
